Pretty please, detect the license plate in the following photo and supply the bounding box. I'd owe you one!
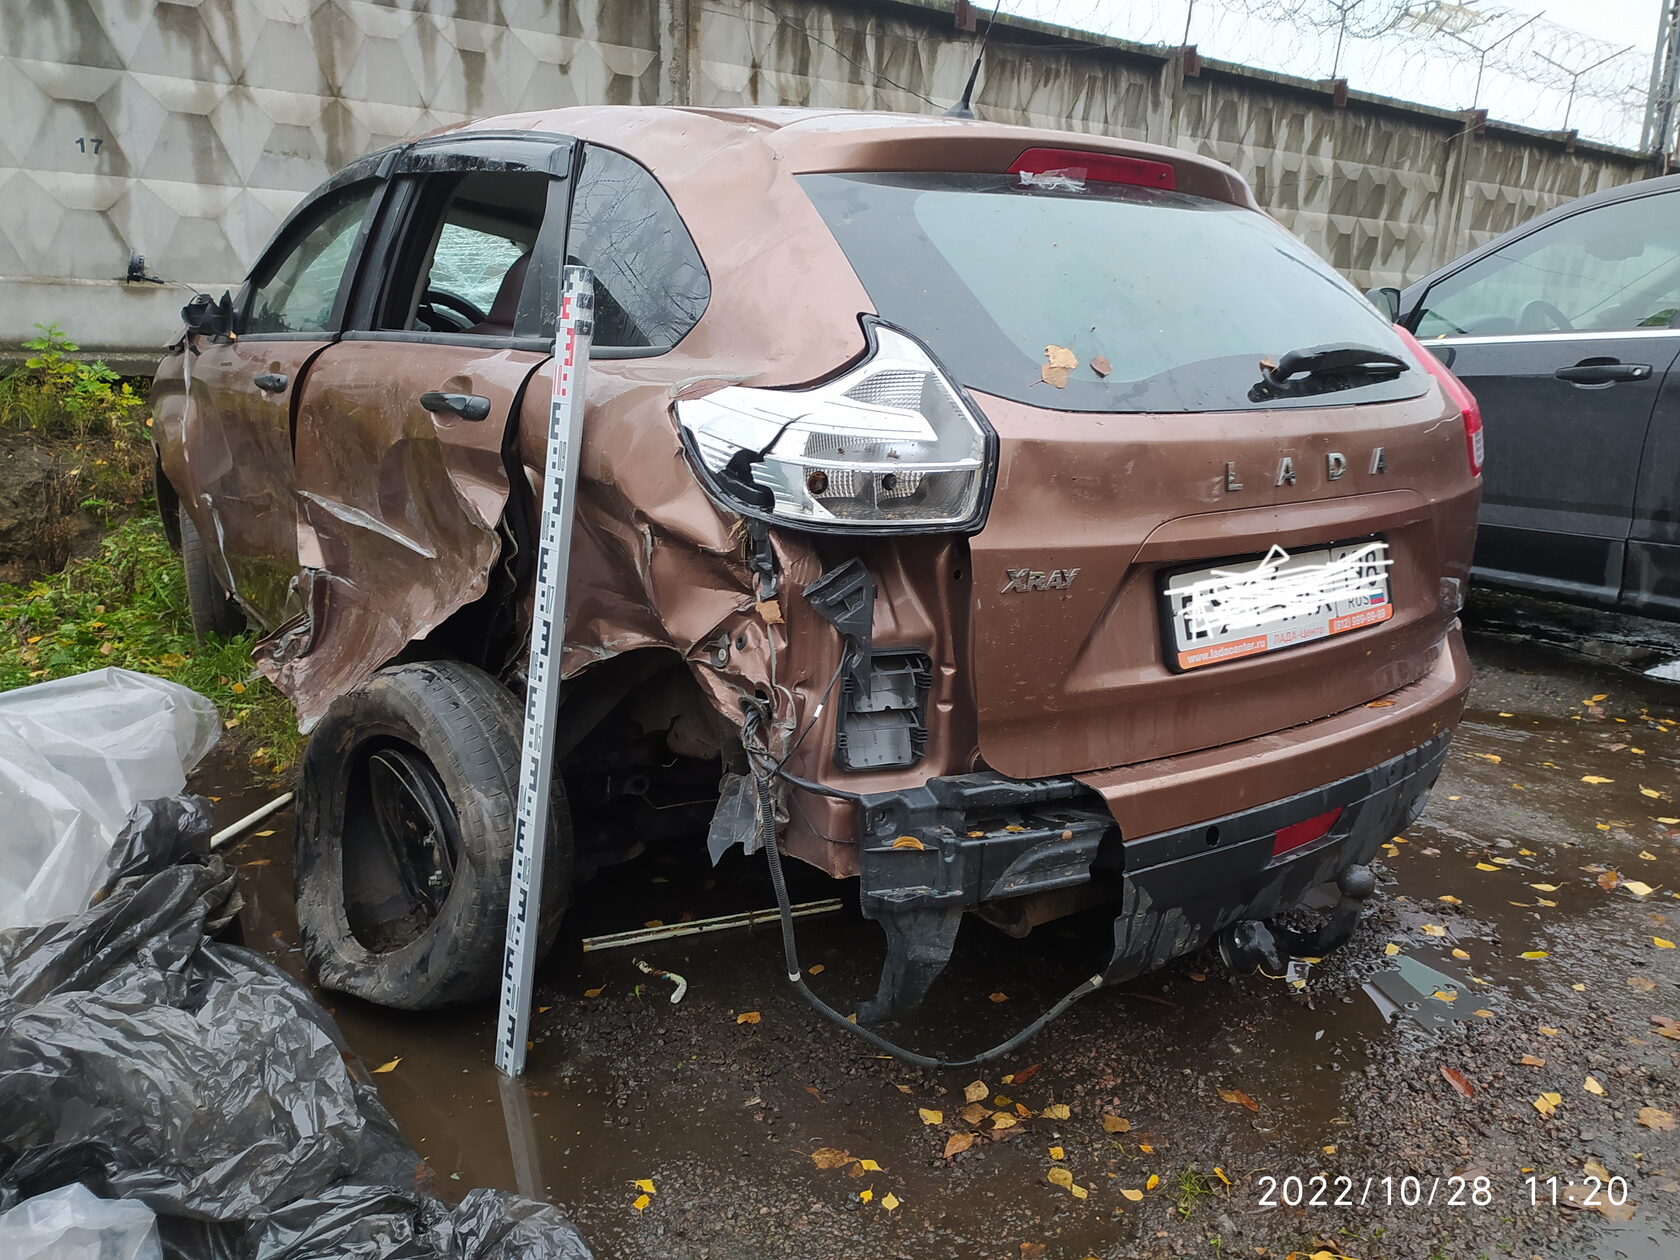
[1164,539,1393,671]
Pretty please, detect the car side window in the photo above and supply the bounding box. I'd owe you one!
[244,183,377,336]
[380,170,550,337]
[1416,191,1680,338]
[566,146,709,350]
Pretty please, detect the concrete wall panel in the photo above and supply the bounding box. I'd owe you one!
[0,0,1656,367]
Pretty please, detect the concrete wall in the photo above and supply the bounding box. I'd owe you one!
[1,0,1656,368]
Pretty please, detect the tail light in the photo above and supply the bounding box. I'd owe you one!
[1396,326,1483,478]
[1010,147,1175,191]
[676,319,994,533]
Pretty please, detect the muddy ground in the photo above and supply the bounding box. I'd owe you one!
[203,605,1680,1260]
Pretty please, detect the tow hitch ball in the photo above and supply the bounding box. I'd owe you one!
[1216,864,1378,977]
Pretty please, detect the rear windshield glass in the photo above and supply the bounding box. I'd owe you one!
[799,172,1424,414]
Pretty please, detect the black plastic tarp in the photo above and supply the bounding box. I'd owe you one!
[0,796,591,1260]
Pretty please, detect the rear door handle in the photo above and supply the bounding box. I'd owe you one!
[253,372,288,393]
[419,390,491,421]
[1554,360,1652,385]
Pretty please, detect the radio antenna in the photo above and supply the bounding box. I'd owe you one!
[945,1,1003,119]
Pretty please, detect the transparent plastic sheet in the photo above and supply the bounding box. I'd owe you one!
[0,1183,161,1260]
[0,668,220,930]
[0,795,591,1260]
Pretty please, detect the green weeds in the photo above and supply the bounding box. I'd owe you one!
[1,514,300,776]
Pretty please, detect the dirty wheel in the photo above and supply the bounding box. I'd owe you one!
[178,505,245,640]
[296,659,571,1010]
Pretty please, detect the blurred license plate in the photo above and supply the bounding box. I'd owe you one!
[1164,539,1393,671]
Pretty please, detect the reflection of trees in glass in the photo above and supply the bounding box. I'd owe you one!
[248,194,371,334]
[569,150,709,348]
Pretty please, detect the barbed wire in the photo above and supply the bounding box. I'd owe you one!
[1003,0,1649,147]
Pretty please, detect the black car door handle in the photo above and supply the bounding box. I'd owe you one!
[419,390,491,421]
[1554,361,1652,385]
[253,372,288,393]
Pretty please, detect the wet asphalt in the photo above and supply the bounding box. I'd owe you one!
[202,602,1680,1260]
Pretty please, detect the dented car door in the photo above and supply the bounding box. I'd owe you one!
[259,137,575,725]
[155,163,386,628]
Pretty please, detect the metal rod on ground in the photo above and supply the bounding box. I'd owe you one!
[582,898,843,952]
[494,263,596,1079]
[209,792,295,850]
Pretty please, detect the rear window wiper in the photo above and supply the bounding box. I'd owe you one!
[1248,343,1408,402]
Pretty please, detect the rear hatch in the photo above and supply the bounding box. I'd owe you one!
[800,160,1480,780]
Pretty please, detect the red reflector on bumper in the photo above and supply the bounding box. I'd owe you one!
[1272,807,1344,857]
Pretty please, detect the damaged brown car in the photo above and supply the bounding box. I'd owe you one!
[152,106,1482,1023]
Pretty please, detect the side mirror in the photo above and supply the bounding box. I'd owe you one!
[1365,286,1401,324]
[181,290,236,339]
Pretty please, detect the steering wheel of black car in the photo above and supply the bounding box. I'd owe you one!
[1519,299,1574,334]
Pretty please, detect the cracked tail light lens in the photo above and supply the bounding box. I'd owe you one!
[676,321,993,531]
[1396,326,1483,478]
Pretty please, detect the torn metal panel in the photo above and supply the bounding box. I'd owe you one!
[257,342,549,728]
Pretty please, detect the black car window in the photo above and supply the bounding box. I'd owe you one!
[799,171,1422,414]
[378,170,550,336]
[1417,191,1680,338]
[244,183,377,336]
[565,147,708,350]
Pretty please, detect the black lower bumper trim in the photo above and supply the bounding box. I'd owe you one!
[829,730,1454,1021]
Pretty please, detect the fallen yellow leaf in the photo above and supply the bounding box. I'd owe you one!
[1620,880,1655,897]
[1120,1187,1143,1202]
[1451,948,1471,960]
[1069,1184,1089,1200]
[1138,1142,1154,1153]
[371,1057,401,1074]
[1049,1146,1064,1160]
[857,1159,881,1172]
[891,836,926,850]
[991,1112,1019,1130]
[1383,942,1401,956]
[943,1132,975,1158]
[1101,1114,1130,1133]
[1431,988,1459,1002]
[859,1188,873,1203]
[1639,851,1657,861]
[632,1193,650,1211]
[811,1148,853,1169]
[1521,1054,1547,1066]
[1041,1103,1070,1120]
[1474,862,1500,872]
[1540,1026,1561,1035]
[1640,787,1662,799]
[1654,937,1675,949]
[736,1011,761,1024]
[1473,1009,1494,1018]
[1048,1167,1074,1190]
[1420,924,1447,936]
[1533,1092,1562,1117]
[1218,1088,1259,1112]
[1476,753,1502,764]
[1584,1077,1605,1096]
[1146,1173,1160,1190]
[1637,1106,1675,1131]
[1657,817,1680,825]
[1321,1145,1337,1155]
[1581,775,1613,785]
[918,1108,943,1125]
[633,1178,655,1194]
[964,1080,988,1103]
[1530,883,1560,892]
[583,986,604,998]
[880,1192,900,1211]
[1520,951,1549,960]
[808,963,825,974]
[989,992,1009,1003]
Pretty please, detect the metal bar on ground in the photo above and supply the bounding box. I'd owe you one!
[582,898,844,953]
[209,792,295,850]
[495,263,596,1078]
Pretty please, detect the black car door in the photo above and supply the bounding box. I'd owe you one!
[1405,188,1680,608]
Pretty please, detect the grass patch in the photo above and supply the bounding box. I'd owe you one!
[2,513,301,777]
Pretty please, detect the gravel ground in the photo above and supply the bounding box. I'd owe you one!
[214,615,1680,1260]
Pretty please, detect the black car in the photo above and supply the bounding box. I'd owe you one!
[1376,174,1680,619]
